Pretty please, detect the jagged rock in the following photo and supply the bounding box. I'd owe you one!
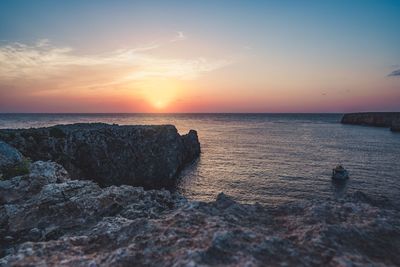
[0,162,186,259]
[29,160,70,182]
[182,130,201,165]
[0,161,69,205]
[0,163,399,266]
[0,123,201,188]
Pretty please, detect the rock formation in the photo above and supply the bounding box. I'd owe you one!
[0,159,399,266]
[341,112,400,132]
[0,123,201,188]
[391,119,400,132]
[0,126,399,266]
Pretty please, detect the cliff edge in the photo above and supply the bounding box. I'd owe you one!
[341,112,400,132]
[0,123,201,188]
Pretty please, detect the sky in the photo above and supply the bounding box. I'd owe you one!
[0,0,399,113]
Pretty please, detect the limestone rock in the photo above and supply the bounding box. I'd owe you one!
[0,161,69,205]
[1,164,399,266]
[0,123,201,188]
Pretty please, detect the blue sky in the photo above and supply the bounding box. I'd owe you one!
[0,0,399,112]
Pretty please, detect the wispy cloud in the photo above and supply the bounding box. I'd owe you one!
[0,37,232,91]
[170,31,187,43]
[388,69,400,77]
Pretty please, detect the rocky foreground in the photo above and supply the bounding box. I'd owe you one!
[0,160,399,266]
[1,125,399,266]
[341,112,400,132]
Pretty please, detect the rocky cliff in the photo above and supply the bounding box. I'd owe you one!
[0,160,399,266]
[0,123,200,188]
[341,112,400,132]
[391,119,400,132]
[1,127,399,266]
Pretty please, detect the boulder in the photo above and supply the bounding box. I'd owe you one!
[0,123,201,188]
[0,141,25,179]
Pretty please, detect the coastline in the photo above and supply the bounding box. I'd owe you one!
[341,112,400,132]
[0,123,200,188]
[1,123,399,266]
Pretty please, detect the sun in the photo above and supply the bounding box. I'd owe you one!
[140,78,181,111]
[153,100,168,109]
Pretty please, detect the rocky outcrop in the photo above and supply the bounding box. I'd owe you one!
[391,119,400,132]
[0,160,399,266]
[0,123,200,188]
[341,112,400,132]
[0,129,399,266]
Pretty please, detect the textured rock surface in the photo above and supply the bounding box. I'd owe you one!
[0,162,399,267]
[0,123,200,188]
[341,112,400,132]
[0,141,24,178]
[0,161,69,205]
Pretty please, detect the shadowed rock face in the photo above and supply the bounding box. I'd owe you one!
[341,112,400,132]
[391,119,400,132]
[0,161,399,266]
[0,141,24,179]
[0,123,200,188]
[0,141,23,168]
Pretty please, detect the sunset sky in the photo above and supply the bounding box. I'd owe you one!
[0,0,399,113]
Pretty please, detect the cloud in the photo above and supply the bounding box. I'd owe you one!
[0,38,232,91]
[170,31,186,42]
[388,69,400,77]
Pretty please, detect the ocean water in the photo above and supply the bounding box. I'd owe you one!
[1,113,399,206]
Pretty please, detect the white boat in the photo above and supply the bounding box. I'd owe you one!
[332,165,349,180]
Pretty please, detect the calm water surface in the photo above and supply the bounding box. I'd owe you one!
[1,113,399,206]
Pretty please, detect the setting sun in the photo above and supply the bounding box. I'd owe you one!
[152,100,167,110]
[140,79,181,111]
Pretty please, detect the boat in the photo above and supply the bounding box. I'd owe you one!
[332,165,349,180]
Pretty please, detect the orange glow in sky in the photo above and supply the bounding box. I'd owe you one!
[0,1,399,113]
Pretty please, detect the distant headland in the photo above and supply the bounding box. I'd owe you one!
[341,112,400,132]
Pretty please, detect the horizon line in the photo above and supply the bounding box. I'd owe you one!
[1,111,399,115]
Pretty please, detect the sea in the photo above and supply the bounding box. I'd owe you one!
[1,113,399,206]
